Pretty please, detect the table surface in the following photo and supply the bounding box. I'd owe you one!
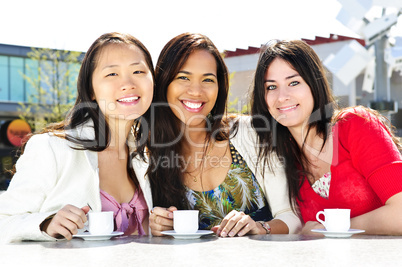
[1,234,402,267]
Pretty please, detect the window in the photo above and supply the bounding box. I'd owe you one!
[39,59,53,104]
[25,58,39,103]
[0,50,81,104]
[10,57,24,102]
[0,56,9,100]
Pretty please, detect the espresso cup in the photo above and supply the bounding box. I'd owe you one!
[88,211,114,235]
[173,210,199,233]
[316,208,350,232]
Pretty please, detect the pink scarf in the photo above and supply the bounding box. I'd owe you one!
[100,189,147,235]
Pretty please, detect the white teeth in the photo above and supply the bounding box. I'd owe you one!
[279,105,297,111]
[118,96,139,102]
[183,101,202,109]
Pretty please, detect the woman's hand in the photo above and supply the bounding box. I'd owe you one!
[149,206,177,236]
[299,221,325,236]
[211,210,265,237]
[41,204,90,240]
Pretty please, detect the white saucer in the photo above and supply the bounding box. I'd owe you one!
[73,231,124,241]
[311,228,365,238]
[161,230,214,239]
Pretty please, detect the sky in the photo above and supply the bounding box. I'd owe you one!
[1,0,401,61]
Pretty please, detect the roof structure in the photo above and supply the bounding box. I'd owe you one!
[224,34,365,58]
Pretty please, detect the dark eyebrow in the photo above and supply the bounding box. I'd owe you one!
[286,74,300,80]
[178,70,191,75]
[102,62,140,71]
[264,73,300,83]
[204,73,217,78]
[178,70,217,78]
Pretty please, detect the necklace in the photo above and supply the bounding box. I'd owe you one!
[187,171,200,183]
[186,141,215,182]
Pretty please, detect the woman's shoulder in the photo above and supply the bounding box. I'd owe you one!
[227,115,254,139]
[333,106,387,131]
[24,132,72,152]
[333,106,400,149]
[26,132,62,143]
[226,114,252,130]
[334,106,378,122]
[228,115,261,162]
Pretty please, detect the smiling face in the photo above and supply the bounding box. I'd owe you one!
[167,49,218,128]
[264,58,314,132]
[92,43,153,122]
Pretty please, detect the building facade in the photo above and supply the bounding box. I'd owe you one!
[0,43,82,189]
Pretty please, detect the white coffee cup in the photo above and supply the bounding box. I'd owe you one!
[88,211,114,235]
[173,210,199,233]
[316,208,350,232]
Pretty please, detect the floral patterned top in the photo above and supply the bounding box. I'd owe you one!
[311,172,331,199]
[186,142,273,230]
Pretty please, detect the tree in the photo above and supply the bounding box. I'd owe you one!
[18,47,82,131]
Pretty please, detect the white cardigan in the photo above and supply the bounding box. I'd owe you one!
[0,122,153,243]
[230,116,301,233]
[132,116,302,234]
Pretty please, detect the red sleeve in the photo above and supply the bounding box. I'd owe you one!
[336,107,402,203]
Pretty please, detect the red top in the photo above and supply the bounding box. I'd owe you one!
[298,107,402,222]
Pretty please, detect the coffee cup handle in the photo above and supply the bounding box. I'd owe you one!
[316,211,326,226]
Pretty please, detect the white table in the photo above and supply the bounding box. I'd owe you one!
[1,234,401,266]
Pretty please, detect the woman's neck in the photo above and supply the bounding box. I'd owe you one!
[288,125,317,150]
[289,124,333,166]
[182,123,210,155]
[105,118,133,157]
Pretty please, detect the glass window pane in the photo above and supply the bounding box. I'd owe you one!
[10,57,24,102]
[0,56,9,101]
[25,58,39,103]
[39,60,54,105]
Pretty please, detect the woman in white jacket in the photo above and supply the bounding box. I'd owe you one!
[0,32,154,243]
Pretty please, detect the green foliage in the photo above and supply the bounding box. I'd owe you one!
[227,72,249,114]
[18,47,81,131]
[227,96,249,114]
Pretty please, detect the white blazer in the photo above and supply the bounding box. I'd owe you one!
[0,121,153,243]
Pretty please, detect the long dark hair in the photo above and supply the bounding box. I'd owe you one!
[250,40,335,211]
[148,33,229,209]
[18,32,155,184]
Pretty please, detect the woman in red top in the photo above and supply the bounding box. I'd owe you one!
[250,39,402,235]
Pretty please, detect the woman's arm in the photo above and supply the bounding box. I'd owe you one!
[230,115,302,234]
[0,134,92,242]
[249,135,302,234]
[339,109,402,235]
[0,134,59,243]
[350,192,402,235]
[303,192,402,235]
